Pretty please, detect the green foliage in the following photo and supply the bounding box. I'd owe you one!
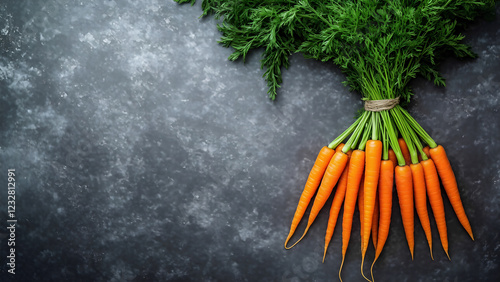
[175,0,495,100]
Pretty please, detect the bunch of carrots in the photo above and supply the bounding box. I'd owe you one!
[284,106,474,282]
[172,1,491,280]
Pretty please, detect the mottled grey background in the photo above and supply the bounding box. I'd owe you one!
[0,1,499,281]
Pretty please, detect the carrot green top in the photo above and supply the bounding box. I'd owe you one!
[175,0,495,101]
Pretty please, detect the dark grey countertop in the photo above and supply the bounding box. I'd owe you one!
[0,1,499,281]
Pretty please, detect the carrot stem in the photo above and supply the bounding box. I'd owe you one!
[358,122,372,151]
[380,119,389,161]
[405,118,428,161]
[391,109,418,164]
[397,106,437,148]
[343,111,370,153]
[329,115,363,149]
[371,112,380,141]
[380,111,405,166]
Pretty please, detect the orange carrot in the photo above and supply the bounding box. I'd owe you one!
[286,151,349,248]
[360,140,382,280]
[395,165,414,259]
[371,192,379,251]
[388,149,398,168]
[339,149,365,281]
[370,160,394,281]
[323,149,351,262]
[422,146,430,159]
[284,146,336,248]
[429,145,474,240]
[358,175,365,250]
[362,140,382,252]
[410,163,433,259]
[421,159,450,259]
[336,143,346,153]
[418,146,431,162]
[398,138,411,165]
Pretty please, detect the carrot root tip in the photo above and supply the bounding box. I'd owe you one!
[370,259,377,282]
[285,225,310,249]
[361,254,372,282]
[284,237,291,249]
[339,256,345,282]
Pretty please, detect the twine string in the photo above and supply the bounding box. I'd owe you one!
[364,97,400,112]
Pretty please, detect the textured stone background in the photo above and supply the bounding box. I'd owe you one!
[0,1,499,281]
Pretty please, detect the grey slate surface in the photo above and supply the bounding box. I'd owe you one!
[0,1,499,281]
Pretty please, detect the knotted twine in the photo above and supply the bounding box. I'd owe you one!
[364,97,400,112]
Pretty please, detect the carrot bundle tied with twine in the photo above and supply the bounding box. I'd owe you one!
[177,0,487,280]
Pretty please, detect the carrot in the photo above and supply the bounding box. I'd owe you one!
[358,175,365,250]
[395,165,414,259]
[371,192,379,251]
[429,145,474,240]
[421,159,450,259]
[410,163,433,259]
[422,146,430,159]
[398,138,411,165]
[360,140,382,280]
[323,149,351,262]
[418,146,431,162]
[339,149,365,281]
[388,149,397,168]
[286,151,349,248]
[284,146,336,248]
[336,143,346,153]
[362,140,382,250]
[370,159,394,282]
